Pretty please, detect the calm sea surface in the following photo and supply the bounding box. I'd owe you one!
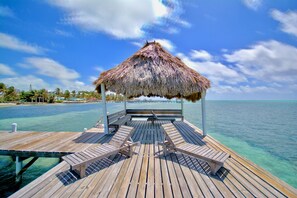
[0,101,296,196]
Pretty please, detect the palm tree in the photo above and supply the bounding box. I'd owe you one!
[0,82,6,94]
[71,90,76,98]
[64,90,70,99]
[39,89,48,102]
[4,86,17,101]
[33,90,39,103]
[55,88,61,96]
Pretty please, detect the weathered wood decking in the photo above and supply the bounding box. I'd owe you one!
[0,129,105,157]
[2,121,297,197]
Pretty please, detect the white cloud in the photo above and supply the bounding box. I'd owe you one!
[94,66,105,73]
[60,80,94,91]
[54,29,73,37]
[175,19,191,28]
[239,85,279,93]
[0,6,15,18]
[242,0,262,10]
[178,52,246,85]
[0,75,49,90]
[49,0,171,39]
[0,63,17,76]
[0,75,94,91]
[167,27,179,34]
[210,84,280,95]
[22,57,80,80]
[152,39,175,52]
[131,41,143,48]
[224,40,297,83]
[271,9,297,37]
[0,32,45,54]
[210,85,241,94]
[89,76,97,82]
[190,50,212,61]
[132,39,174,52]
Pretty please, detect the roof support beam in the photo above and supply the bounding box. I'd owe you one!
[201,91,206,136]
[101,84,108,134]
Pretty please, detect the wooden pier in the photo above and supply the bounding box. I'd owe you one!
[1,121,296,197]
[0,129,105,157]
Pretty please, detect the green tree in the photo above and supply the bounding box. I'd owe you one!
[71,90,76,97]
[0,83,6,94]
[55,88,61,96]
[64,90,70,99]
[39,89,48,102]
[4,86,18,101]
[19,90,34,102]
[48,93,55,103]
[33,90,39,102]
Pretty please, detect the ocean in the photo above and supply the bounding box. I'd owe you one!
[0,101,296,196]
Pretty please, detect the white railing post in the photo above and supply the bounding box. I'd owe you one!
[201,91,206,136]
[11,123,17,133]
[181,98,184,117]
[124,95,127,112]
[101,84,108,134]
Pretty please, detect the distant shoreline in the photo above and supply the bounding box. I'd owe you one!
[0,102,101,107]
[0,100,296,108]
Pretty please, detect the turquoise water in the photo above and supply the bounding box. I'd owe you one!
[0,101,296,195]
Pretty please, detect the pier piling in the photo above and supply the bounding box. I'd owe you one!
[15,156,23,183]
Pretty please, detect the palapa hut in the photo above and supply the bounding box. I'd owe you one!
[94,41,211,134]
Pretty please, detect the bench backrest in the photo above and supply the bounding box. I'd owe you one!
[107,110,126,125]
[109,125,134,147]
[162,123,186,146]
[126,109,182,115]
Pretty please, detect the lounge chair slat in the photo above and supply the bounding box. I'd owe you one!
[63,155,79,166]
[213,151,223,160]
[192,145,206,154]
[219,153,230,163]
[204,150,216,158]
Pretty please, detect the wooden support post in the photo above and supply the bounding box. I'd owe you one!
[15,156,23,183]
[128,145,133,157]
[101,84,109,134]
[201,91,206,136]
[80,164,86,178]
[16,157,38,178]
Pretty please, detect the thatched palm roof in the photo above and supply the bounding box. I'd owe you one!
[94,42,210,102]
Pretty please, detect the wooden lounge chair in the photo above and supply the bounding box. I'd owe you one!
[62,125,137,178]
[160,123,230,175]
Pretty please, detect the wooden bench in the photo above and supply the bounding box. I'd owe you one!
[107,110,131,131]
[126,109,183,122]
[147,111,175,124]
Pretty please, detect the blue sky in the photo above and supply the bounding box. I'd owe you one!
[0,0,297,100]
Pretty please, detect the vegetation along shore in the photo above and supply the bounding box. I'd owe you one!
[0,82,126,105]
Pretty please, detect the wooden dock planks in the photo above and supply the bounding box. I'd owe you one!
[4,120,297,198]
[0,131,105,157]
